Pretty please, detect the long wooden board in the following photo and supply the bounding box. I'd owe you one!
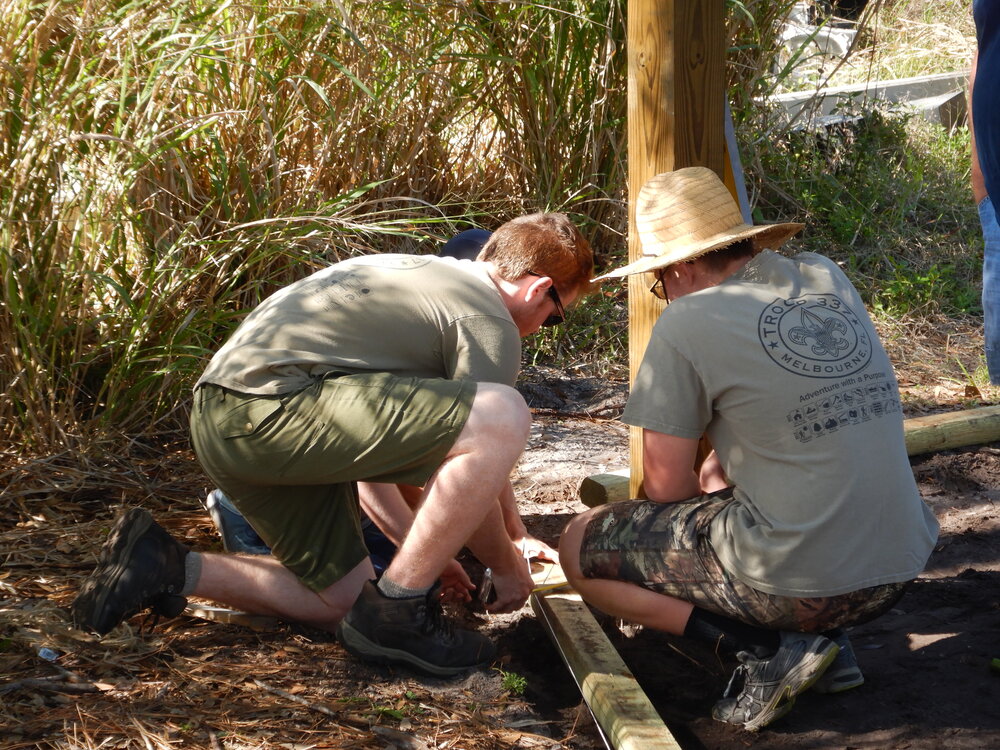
[767,70,968,122]
[531,590,682,750]
[902,404,1000,456]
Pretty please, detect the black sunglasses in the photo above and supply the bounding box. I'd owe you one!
[649,270,668,301]
[530,272,566,327]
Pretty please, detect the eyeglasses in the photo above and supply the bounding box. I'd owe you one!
[530,272,566,327]
[649,270,668,300]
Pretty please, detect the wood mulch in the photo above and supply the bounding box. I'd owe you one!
[1,310,996,749]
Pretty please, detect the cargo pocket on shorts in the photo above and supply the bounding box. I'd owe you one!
[217,397,284,439]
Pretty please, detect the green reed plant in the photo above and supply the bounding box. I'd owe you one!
[728,0,980,319]
[727,0,803,110]
[463,1,627,235]
[528,284,628,376]
[749,108,981,315]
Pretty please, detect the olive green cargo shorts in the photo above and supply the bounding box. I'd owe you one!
[190,373,476,591]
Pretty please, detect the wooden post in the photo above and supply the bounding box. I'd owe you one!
[627,0,726,497]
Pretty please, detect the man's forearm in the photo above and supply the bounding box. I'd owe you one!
[643,469,701,503]
[357,483,415,547]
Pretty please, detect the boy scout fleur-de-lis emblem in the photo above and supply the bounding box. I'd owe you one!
[787,306,850,357]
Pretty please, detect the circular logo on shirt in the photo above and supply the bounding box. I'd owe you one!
[757,294,872,379]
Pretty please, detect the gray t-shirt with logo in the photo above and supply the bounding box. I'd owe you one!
[623,250,939,597]
[196,255,520,394]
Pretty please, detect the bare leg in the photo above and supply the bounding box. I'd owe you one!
[192,383,533,632]
[560,511,694,635]
[385,383,533,608]
[193,554,374,632]
[358,482,475,601]
[357,483,416,547]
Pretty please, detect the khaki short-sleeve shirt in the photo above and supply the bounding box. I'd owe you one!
[623,251,939,597]
[196,255,520,394]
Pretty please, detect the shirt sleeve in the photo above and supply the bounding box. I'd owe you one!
[621,331,711,439]
[441,315,521,385]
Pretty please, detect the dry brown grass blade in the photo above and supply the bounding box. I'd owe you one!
[253,678,367,731]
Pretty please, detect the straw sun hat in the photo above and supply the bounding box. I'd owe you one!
[595,167,803,280]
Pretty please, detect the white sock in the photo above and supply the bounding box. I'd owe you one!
[377,575,430,600]
[180,551,202,596]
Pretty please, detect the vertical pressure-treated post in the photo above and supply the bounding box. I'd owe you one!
[626,0,726,496]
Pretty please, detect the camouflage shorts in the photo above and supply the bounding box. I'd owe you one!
[579,490,907,632]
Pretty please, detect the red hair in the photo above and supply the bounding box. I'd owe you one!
[479,213,594,299]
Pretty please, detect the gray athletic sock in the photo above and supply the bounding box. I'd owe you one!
[180,551,202,597]
[377,574,431,600]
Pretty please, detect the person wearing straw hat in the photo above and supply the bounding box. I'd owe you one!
[560,167,938,731]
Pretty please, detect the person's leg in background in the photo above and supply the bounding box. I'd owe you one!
[979,196,1000,384]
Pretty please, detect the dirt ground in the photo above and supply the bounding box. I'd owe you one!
[3,318,1000,749]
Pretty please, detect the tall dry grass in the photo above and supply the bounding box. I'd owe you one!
[1,0,627,451]
[841,0,974,82]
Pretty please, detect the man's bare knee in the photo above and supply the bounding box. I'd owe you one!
[454,383,530,453]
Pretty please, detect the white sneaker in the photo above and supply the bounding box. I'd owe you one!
[812,630,864,694]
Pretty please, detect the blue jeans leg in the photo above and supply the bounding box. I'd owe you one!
[979,195,1000,384]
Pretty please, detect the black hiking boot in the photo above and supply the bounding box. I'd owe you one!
[712,631,839,731]
[336,580,495,677]
[72,507,189,636]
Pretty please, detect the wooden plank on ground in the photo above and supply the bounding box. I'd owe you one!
[580,468,631,508]
[580,406,1000,506]
[184,604,280,631]
[531,560,570,593]
[531,589,682,750]
[903,405,1000,456]
[906,90,968,129]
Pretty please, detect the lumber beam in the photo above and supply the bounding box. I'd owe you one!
[580,406,1000,506]
[580,468,631,508]
[903,404,1000,456]
[531,590,682,750]
[906,90,968,130]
